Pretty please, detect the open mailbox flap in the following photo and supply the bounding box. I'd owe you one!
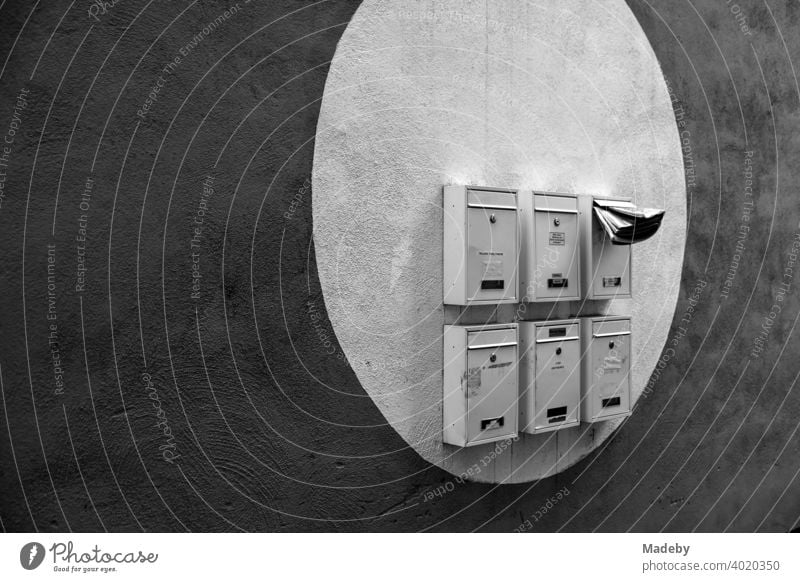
[593,199,665,245]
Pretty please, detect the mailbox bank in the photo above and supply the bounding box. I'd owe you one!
[441,186,660,450]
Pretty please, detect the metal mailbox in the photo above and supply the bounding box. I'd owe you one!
[579,195,632,299]
[519,319,581,434]
[443,323,519,447]
[443,185,519,305]
[580,315,632,422]
[520,192,581,302]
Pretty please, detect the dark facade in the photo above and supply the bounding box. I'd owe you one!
[0,0,798,532]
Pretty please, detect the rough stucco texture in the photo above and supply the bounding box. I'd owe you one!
[312,0,687,483]
[0,0,800,531]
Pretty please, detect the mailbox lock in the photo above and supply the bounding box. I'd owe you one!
[490,353,497,363]
[553,218,560,226]
[609,341,615,349]
[555,347,562,355]
[489,213,497,223]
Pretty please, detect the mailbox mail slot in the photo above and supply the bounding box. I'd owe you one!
[519,319,581,434]
[443,186,519,305]
[443,323,519,447]
[580,316,632,422]
[519,192,581,302]
[579,195,632,299]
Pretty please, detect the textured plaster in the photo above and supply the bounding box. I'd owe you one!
[313,0,687,483]
[3,0,799,532]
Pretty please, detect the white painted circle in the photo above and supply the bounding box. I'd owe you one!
[312,0,686,483]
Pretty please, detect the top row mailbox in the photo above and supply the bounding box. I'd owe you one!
[443,186,520,305]
[578,194,631,300]
[443,186,663,305]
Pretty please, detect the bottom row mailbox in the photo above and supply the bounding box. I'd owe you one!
[443,316,632,447]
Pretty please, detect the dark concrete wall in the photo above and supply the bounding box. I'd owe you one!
[0,0,798,532]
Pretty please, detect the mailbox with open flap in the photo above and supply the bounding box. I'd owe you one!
[593,198,665,244]
[580,195,665,300]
